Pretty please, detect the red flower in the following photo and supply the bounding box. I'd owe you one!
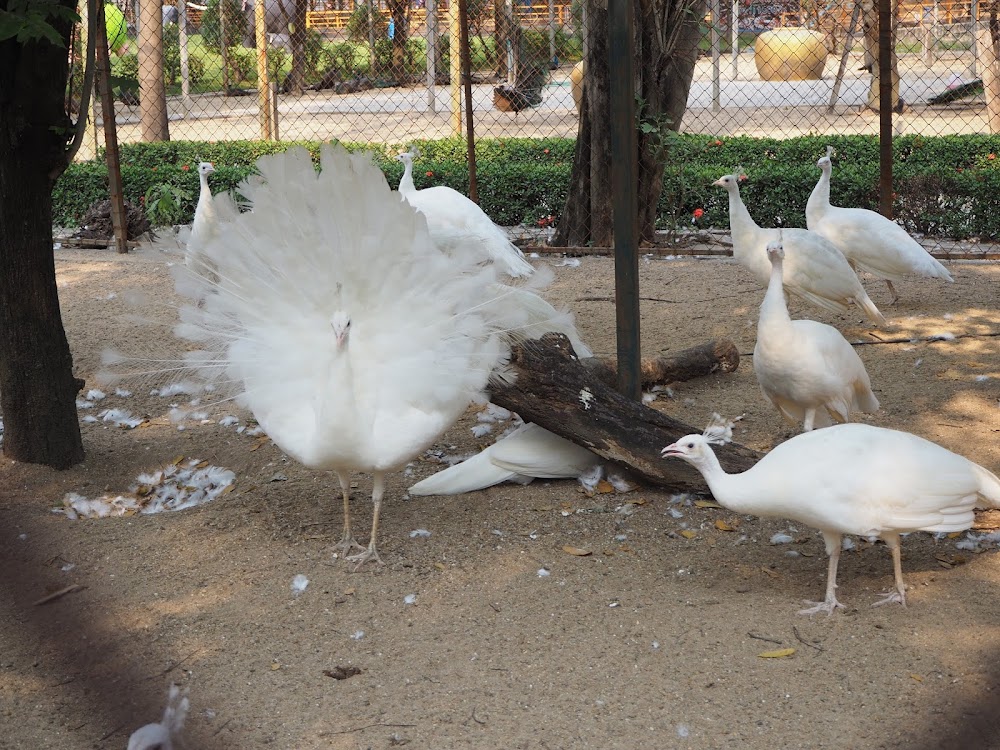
[713,139,722,146]
[693,208,704,219]
[425,170,433,177]
[543,148,550,154]
[182,164,190,171]
[989,153,996,160]
[957,167,964,172]
[151,166,157,171]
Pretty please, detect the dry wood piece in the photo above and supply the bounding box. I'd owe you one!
[583,339,740,388]
[33,584,83,606]
[489,333,760,493]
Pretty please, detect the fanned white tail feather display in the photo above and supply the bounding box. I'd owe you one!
[409,422,600,495]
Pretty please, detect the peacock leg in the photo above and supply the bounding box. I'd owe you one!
[884,280,900,306]
[347,472,386,569]
[332,471,364,556]
[798,532,846,616]
[872,533,907,607]
[802,408,816,432]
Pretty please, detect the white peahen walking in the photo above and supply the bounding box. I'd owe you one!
[113,146,514,567]
[713,170,885,324]
[663,416,1000,614]
[806,146,953,304]
[754,238,879,431]
[396,146,535,279]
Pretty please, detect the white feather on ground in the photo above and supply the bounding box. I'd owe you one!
[662,417,1000,614]
[409,422,601,495]
[713,170,885,324]
[754,239,879,431]
[127,685,188,750]
[806,146,952,304]
[103,145,513,568]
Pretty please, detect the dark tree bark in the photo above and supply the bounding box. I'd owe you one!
[287,0,308,94]
[490,335,759,493]
[553,0,704,246]
[387,0,409,80]
[583,339,740,389]
[0,0,86,468]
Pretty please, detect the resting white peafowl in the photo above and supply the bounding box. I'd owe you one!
[754,238,879,431]
[713,171,885,325]
[409,422,601,495]
[662,416,1000,614]
[806,146,953,304]
[127,685,188,750]
[111,146,514,567]
[396,146,536,279]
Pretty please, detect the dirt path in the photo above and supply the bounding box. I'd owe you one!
[2,247,1000,749]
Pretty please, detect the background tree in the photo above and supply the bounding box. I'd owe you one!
[554,0,705,247]
[139,0,169,140]
[0,0,87,468]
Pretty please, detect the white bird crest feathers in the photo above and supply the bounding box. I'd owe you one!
[702,413,743,445]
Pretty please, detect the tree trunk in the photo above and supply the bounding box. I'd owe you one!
[982,10,1000,134]
[288,0,308,94]
[139,0,170,140]
[862,0,902,111]
[553,0,704,247]
[490,334,759,493]
[583,339,740,388]
[0,2,86,469]
[388,0,409,80]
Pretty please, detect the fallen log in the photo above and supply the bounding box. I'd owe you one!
[583,339,740,388]
[489,333,760,494]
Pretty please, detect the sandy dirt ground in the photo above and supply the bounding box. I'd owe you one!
[3,245,1000,750]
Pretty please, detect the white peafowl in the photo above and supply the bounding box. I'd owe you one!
[662,415,1000,614]
[185,161,220,278]
[127,685,188,750]
[713,170,885,325]
[396,146,536,279]
[754,238,879,431]
[409,422,602,495]
[806,146,953,304]
[108,145,514,568]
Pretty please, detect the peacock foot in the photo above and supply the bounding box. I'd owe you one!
[332,533,365,558]
[872,589,907,608]
[346,545,384,571]
[797,597,845,616]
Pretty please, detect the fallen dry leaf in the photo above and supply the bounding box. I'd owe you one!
[595,480,614,494]
[249,436,270,452]
[679,530,697,539]
[910,673,924,682]
[758,648,795,659]
[714,519,737,532]
[433,562,446,571]
[694,499,722,509]
[562,545,593,556]
[760,566,781,579]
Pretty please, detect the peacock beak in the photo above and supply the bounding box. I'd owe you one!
[711,177,726,187]
[661,442,682,457]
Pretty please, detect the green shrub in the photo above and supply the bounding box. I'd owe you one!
[112,53,139,80]
[57,134,1000,238]
[202,0,247,53]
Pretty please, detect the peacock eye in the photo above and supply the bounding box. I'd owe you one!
[686,442,694,448]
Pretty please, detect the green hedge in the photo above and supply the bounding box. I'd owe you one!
[55,134,1000,239]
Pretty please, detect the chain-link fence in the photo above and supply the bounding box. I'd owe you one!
[68,0,1000,251]
[73,0,999,149]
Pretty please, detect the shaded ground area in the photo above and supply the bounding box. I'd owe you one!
[2,247,1000,749]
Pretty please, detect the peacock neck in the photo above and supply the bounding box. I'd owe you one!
[398,160,416,195]
[726,187,760,244]
[760,260,792,327]
[807,166,831,220]
[693,450,759,516]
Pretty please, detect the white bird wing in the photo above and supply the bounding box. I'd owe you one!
[409,423,599,495]
[813,207,953,282]
[403,186,535,278]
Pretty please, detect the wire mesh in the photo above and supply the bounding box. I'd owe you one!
[71,0,1000,253]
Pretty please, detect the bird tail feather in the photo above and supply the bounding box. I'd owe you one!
[409,449,524,495]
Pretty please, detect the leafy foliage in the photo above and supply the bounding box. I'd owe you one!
[143,183,193,226]
[201,0,246,53]
[0,0,78,46]
[54,135,1000,238]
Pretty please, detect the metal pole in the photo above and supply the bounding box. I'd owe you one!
[178,0,191,116]
[271,81,280,140]
[457,0,478,202]
[608,0,641,401]
[95,4,130,253]
[730,0,738,79]
[255,0,272,138]
[426,0,437,111]
[878,0,892,217]
[548,0,556,64]
[710,0,721,112]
